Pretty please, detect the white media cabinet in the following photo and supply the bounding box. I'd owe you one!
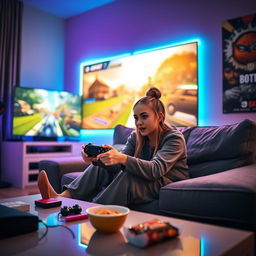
[1,141,83,188]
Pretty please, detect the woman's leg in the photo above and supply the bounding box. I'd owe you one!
[38,164,120,201]
[92,171,161,206]
[37,170,71,199]
[65,164,118,201]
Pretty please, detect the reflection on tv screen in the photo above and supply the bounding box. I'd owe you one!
[82,42,198,129]
[12,87,81,137]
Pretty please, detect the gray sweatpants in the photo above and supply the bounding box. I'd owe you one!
[64,164,161,206]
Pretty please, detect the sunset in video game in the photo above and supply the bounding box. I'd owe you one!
[82,42,198,129]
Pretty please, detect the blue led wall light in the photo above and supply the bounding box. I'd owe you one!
[80,38,204,143]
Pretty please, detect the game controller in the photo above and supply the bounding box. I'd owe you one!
[83,143,110,157]
[58,204,88,222]
[60,204,82,216]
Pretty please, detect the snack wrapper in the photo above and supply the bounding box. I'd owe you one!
[124,219,179,248]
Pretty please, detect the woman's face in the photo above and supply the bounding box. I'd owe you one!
[133,103,161,138]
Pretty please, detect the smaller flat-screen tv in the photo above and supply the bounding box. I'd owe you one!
[81,42,198,129]
[12,87,81,139]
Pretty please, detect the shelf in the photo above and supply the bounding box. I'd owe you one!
[2,141,84,188]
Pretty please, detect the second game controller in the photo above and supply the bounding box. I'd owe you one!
[60,204,82,216]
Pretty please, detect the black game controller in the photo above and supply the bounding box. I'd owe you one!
[60,204,82,216]
[83,143,110,157]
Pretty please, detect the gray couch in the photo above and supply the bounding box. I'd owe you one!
[39,119,256,231]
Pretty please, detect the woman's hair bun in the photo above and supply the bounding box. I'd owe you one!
[146,87,161,100]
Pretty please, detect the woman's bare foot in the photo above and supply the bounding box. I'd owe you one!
[37,170,59,199]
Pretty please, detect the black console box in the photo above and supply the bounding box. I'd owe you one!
[0,205,38,239]
[84,143,109,157]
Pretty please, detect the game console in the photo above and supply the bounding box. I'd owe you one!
[35,198,62,208]
[84,143,110,157]
[0,205,38,239]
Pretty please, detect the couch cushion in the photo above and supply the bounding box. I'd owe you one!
[188,154,254,178]
[113,125,134,145]
[61,172,82,189]
[177,127,195,142]
[159,164,256,229]
[113,124,194,145]
[186,119,256,164]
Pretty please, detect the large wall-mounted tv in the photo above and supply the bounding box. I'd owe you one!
[81,42,198,129]
[12,87,82,139]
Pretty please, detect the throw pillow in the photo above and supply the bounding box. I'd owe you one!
[113,124,134,145]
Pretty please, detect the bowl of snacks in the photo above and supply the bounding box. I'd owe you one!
[86,205,130,233]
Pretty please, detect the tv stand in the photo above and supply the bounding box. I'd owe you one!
[1,141,83,188]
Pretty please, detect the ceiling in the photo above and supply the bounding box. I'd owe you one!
[21,0,118,18]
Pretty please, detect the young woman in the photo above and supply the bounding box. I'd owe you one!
[38,87,188,206]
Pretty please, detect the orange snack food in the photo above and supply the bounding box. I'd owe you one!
[93,209,122,215]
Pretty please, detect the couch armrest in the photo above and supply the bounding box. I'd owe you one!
[39,156,88,193]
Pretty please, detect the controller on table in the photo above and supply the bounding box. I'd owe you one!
[59,204,88,222]
[60,204,82,216]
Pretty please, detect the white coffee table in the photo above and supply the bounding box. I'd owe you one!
[0,194,254,256]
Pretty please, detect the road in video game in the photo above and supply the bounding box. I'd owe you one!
[13,88,81,137]
[82,43,198,129]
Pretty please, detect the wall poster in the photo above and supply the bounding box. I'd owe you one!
[222,13,256,113]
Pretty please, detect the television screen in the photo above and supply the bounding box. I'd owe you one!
[82,42,198,129]
[12,87,81,138]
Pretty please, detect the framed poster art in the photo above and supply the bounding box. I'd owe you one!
[222,13,256,113]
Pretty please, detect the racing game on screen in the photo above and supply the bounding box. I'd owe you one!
[13,87,81,137]
[82,42,198,129]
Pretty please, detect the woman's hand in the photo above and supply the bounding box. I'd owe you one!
[97,145,127,166]
[81,144,97,164]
